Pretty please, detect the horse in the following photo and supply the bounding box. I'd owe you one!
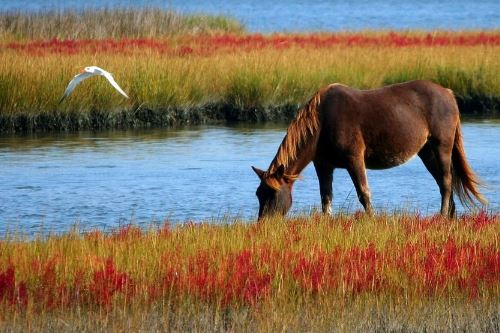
[252,80,486,219]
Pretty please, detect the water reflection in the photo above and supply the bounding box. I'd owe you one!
[0,127,206,151]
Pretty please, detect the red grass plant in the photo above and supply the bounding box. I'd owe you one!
[89,258,135,307]
[0,212,498,313]
[4,31,500,56]
[0,266,28,308]
[394,237,499,298]
[181,249,272,306]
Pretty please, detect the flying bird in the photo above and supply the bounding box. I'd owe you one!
[59,66,129,103]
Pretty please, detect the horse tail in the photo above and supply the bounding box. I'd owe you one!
[451,122,487,208]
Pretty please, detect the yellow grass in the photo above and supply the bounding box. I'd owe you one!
[0,45,498,117]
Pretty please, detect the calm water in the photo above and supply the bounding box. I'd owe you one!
[2,0,499,32]
[0,121,498,234]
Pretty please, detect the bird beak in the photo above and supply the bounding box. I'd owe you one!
[80,68,85,74]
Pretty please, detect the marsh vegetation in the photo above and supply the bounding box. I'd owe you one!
[0,212,498,332]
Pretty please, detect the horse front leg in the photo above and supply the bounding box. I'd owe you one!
[346,157,373,215]
[314,161,334,215]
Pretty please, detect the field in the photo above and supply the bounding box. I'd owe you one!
[0,212,498,331]
[0,10,499,132]
[1,9,499,332]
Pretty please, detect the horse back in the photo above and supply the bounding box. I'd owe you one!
[317,80,459,169]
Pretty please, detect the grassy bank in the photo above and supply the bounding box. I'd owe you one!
[0,8,244,40]
[1,35,498,132]
[0,212,498,331]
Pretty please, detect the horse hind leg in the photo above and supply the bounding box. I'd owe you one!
[346,157,373,215]
[418,142,455,218]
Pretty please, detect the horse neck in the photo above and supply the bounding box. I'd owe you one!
[268,130,318,177]
[267,89,323,177]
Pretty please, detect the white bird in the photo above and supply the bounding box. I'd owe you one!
[59,66,129,103]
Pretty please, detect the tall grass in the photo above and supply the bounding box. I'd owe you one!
[0,8,244,40]
[0,33,498,131]
[0,212,498,331]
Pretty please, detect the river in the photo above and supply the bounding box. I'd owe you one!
[0,120,498,234]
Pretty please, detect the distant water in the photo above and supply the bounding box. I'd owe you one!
[0,121,498,235]
[2,0,499,32]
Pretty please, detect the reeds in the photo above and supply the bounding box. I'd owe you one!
[0,8,244,40]
[0,212,498,331]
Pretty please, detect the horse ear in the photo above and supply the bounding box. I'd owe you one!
[252,166,265,179]
[275,164,285,179]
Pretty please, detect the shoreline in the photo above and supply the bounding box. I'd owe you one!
[1,96,498,133]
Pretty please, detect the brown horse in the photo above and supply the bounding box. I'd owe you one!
[252,80,486,219]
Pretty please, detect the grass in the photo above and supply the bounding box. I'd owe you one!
[0,8,244,40]
[0,212,498,332]
[0,35,498,132]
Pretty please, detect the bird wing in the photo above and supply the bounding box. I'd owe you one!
[101,71,129,98]
[59,71,96,103]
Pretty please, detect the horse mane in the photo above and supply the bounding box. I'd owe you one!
[269,90,322,173]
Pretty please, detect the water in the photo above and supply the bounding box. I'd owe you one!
[2,0,499,32]
[0,121,498,234]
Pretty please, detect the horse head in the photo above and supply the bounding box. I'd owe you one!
[252,165,294,219]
